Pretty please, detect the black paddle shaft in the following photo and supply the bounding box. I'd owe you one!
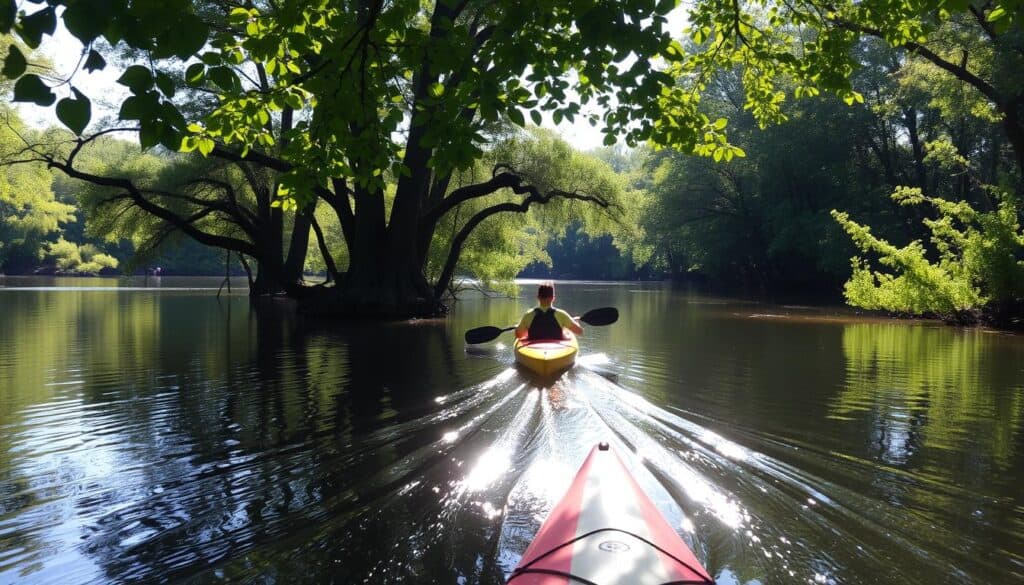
[463,307,618,344]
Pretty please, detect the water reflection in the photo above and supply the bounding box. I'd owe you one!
[0,280,1021,584]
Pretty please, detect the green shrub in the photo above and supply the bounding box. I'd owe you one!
[831,187,1023,318]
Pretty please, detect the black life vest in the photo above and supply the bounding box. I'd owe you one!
[528,307,564,340]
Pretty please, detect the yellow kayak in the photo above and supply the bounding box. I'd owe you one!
[514,333,578,377]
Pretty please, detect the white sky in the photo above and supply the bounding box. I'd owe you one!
[19,8,689,152]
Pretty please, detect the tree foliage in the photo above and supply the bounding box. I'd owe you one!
[1,0,1021,316]
[0,108,74,270]
[832,144,1024,319]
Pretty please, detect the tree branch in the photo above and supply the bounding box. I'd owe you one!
[420,166,525,229]
[310,213,340,282]
[832,20,1000,103]
[46,159,258,257]
[432,183,610,299]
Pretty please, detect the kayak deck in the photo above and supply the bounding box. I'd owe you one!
[514,333,578,377]
[508,443,714,584]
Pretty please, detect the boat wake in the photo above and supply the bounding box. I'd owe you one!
[1,358,1005,584]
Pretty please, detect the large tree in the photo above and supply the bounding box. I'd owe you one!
[2,0,1018,316]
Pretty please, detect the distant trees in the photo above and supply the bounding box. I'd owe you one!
[630,7,1022,324]
[0,107,75,272]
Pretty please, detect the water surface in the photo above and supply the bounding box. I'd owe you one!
[0,277,1021,584]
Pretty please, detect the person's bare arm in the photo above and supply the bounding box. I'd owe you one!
[563,311,583,336]
[515,313,530,339]
[567,319,583,336]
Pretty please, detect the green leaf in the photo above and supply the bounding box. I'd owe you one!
[603,133,616,146]
[56,88,91,135]
[63,0,111,43]
[118,65,153,93]
[168,17,209,60]
[184,63,205,85]
[139,121,159,150]
[155,72,175,97]
[284,93,303,110]
[530,110,542,125]
[197,137,214,156]
[12,74,55,106]
[2,44,26,78]
[207,66,238,92]
[227,7,251,26]
[118,93,159,121]
[428,82,444,97]
[159,125,183,151]
[16,6,57,49]
[987,6,1006,21]
[0,0,15,34]
[713,117,727,130]
[508,108,525,127]
[83,50,106,73]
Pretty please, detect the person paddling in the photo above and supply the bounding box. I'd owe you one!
[515,283,584,341]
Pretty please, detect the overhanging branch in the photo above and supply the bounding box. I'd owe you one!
[432,181,611,299]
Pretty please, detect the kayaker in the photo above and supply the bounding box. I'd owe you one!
[515,283,583,340]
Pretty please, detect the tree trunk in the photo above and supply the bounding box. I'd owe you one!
[282,206,312,284]
[903,108,929,193]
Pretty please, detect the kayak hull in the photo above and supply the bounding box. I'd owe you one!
[514,333,578,377]
[508,444,714,585]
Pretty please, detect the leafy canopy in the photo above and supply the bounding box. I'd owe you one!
[2,0,1020,216]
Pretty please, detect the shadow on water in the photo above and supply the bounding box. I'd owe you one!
[0,280,1021,584]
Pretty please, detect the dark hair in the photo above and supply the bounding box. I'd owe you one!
[537,283,554,299]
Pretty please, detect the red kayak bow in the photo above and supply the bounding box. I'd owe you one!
[508,443,714,584]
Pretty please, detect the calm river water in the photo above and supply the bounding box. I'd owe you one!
[0,277,1021,584]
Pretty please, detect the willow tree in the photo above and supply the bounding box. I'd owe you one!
[3,0,1018,316]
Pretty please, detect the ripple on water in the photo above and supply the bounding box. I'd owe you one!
[0,285,1021,584]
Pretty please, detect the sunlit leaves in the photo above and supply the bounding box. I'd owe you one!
[1,0,1015,215]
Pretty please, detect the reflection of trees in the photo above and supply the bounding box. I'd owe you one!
[0,287,490,583]
[830,322,1024,578]
[75,302,471,583]
[832,323,1023,470]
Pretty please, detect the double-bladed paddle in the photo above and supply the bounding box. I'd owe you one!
[464,306,619,344]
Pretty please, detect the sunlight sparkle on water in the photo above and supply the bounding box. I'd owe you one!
[699,429,749,462]
[463,446,512,491]
[577,352,610,367]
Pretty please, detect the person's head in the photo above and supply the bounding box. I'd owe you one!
[537,283,555,306]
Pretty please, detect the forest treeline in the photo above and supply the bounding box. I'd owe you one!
[1,1,1021,326]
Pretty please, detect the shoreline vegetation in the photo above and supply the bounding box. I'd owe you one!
[0,1,1020,326]
[4,272,1018,332]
